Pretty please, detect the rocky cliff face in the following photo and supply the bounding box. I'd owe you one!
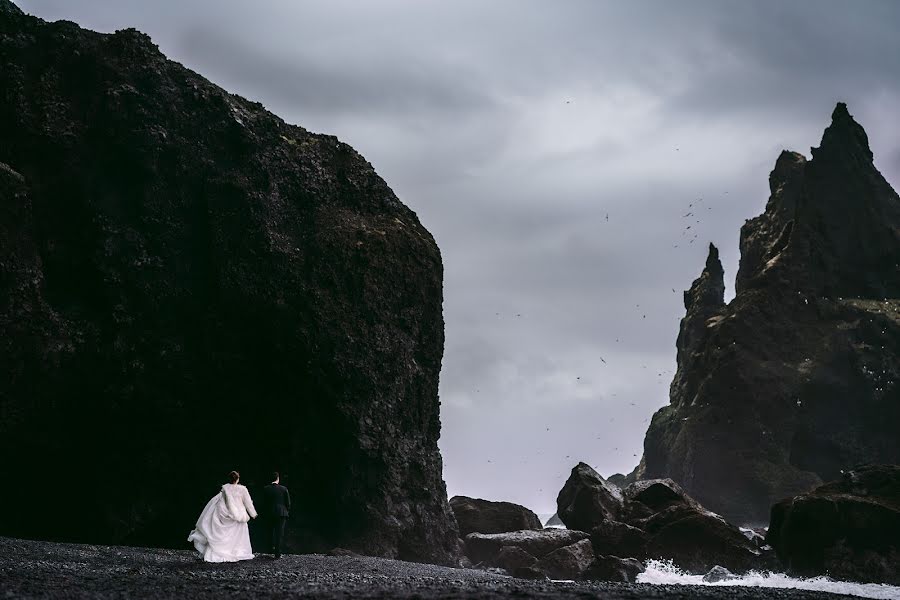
[635,104,900,524]
[0,4,459,563]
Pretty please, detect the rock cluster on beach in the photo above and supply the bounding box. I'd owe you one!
[0,2,458,563]
[455,463,774,582]
[630,103,900,525]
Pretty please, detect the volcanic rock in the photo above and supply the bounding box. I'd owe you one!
[553,473,763,573]
[0,6,459,563]
[636,503,762,574]
[493,545,538,574]
[702,566,738,583]
[556,463,624,531]
[582,555,645,583]
[449,496,542,536]
[767,464,900,585]
[535,538,595,581]
[590,520,647,559]
[633,103,900,524]
[463,529,590,565]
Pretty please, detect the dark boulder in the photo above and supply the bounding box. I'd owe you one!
[631,104,900,524]
[582,555,645,583]
[0,8,459,563]
[636,504,763,574]
[590,520,647,559]
[702,566,738,583]
[535,538,595,581]
[767,464,900,585]
[449,496,542,536]
[624,479,704,513]
[556,463,624,531]
[493,545,538,574]
[463,529,589,565]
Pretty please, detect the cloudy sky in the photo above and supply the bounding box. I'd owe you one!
[21,0,900,515]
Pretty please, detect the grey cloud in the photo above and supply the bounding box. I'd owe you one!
[173,28,497,119]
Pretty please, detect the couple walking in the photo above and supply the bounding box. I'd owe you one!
[187,470,291,563]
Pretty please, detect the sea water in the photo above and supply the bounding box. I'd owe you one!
[637,559,900,600]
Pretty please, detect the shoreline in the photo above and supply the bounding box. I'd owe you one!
[0,536,858,600]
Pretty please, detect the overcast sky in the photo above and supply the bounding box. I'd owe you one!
[21,0,900,515]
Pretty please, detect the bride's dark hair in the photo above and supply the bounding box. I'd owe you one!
[228,470,240,484]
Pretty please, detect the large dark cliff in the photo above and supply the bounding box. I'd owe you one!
[634,104,900,524]
[0,3,459,563]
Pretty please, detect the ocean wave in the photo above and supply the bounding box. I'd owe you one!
[637,559,900,600]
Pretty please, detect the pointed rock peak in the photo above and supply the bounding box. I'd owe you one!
[705,243,723,275]
[832,101,850,121]
[813,102,873,163]
[684,243,725,312]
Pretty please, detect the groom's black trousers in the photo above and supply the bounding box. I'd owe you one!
[271,516,288,557]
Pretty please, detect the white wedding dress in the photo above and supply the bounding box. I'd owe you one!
[188,483,258,562]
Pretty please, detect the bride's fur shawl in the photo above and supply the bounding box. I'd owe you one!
[221,483,257,523]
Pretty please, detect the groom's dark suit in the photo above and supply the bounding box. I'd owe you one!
[262,482,291,558]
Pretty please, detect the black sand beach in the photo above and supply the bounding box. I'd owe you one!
[0,537,856,600]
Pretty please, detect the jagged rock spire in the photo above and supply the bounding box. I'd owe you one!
[737,102,900,298]
[812,102,874,164]
[684,243,725,314]
[670,243,725,407]
[637,104,900,525]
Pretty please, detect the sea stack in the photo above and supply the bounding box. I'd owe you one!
[633,103,900,524]
[0,4,459,563]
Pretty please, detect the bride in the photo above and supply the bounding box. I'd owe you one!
[188,470,258,562]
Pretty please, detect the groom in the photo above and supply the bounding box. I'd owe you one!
[262,471,291,558]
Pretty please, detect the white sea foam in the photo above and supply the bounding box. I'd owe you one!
[637,560,900,600]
